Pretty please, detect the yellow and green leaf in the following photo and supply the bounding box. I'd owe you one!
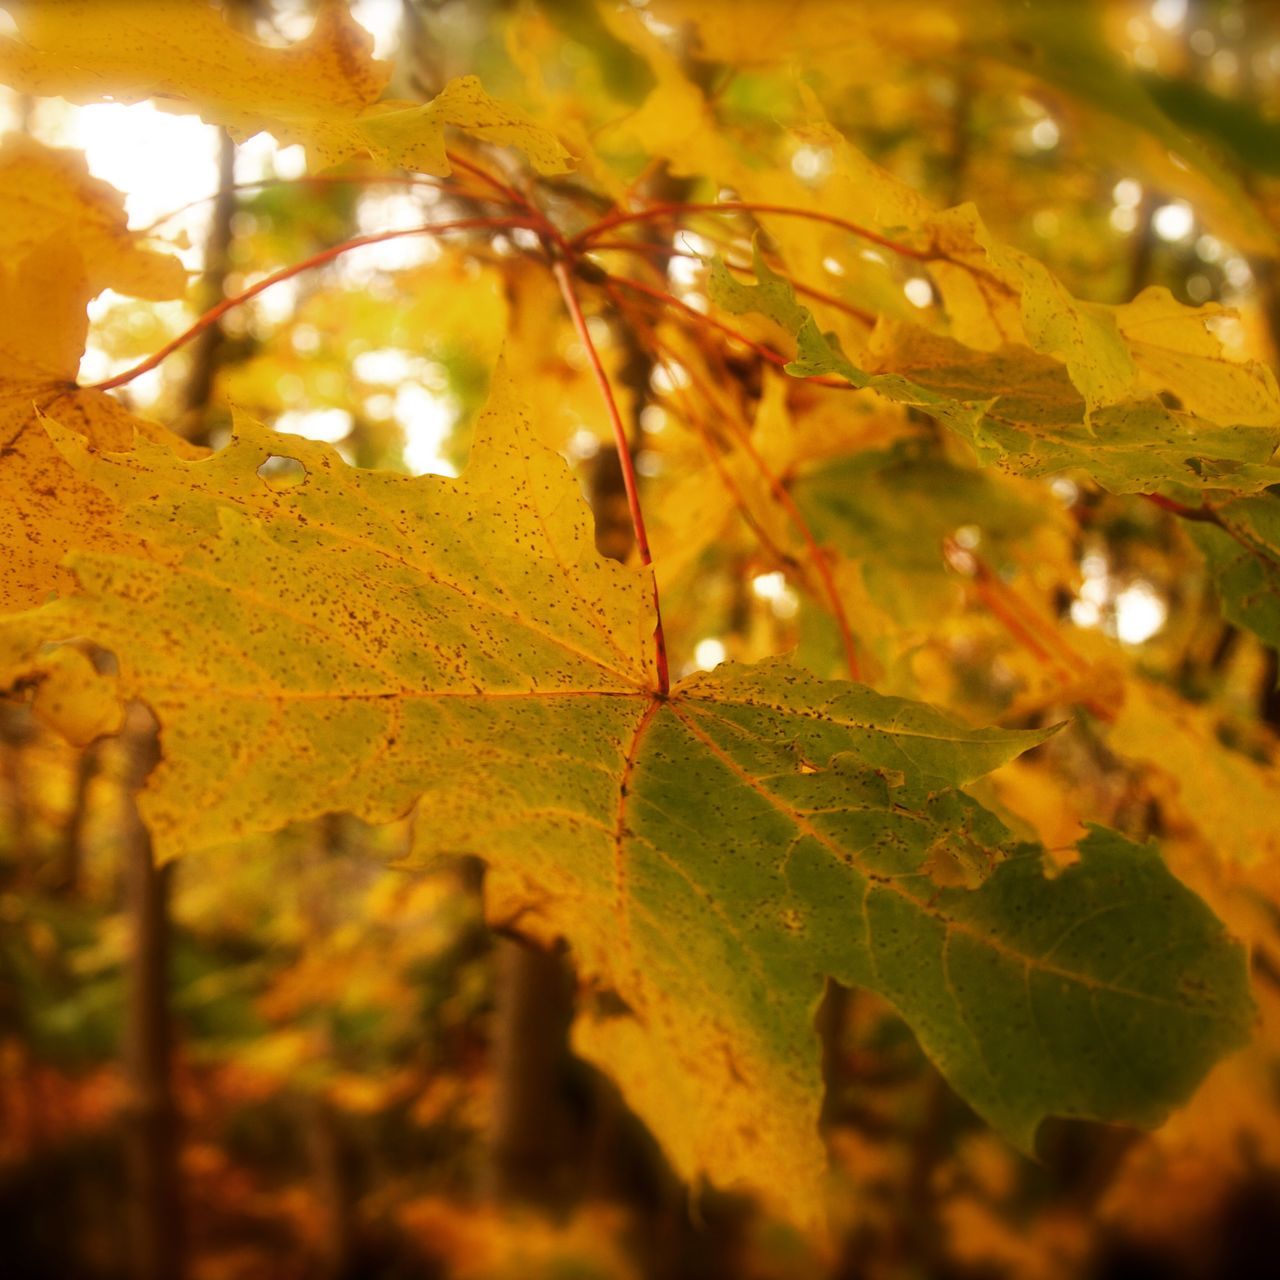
[0,373,1253,1224]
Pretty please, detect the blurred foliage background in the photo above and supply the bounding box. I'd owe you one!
[5,1,1280,1277]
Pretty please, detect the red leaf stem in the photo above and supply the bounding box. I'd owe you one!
[588,239,875,325]
[607,282,862,682]
[604,273,850,388]
[552,259,670,695]
[1142,492,1222,524]
[572,199,932,261]
[87,216,542,393]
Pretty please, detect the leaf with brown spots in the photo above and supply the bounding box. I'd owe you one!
[0,139,194,611]
[708,251,1280,495]
[0,370,1251,1226]
[0,377,194,611]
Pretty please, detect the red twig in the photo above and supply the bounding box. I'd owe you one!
[605,273,850,389]
[572,200,931,261]
[607,283,861,681]
[1143,494,1280,601]
[965,563,1068,674]
[948,540,1115,719]
[552,259,670,695]
[445,149,532,210]
[88,216,541,393]
[588,239,875,326]
[969,548,1090,677]
[1142,492,1221,524]
[727,437,861,682]
[444,150,572,257]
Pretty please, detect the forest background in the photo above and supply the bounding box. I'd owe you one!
[3,1,1280,1278]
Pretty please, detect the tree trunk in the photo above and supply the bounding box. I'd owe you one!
[303,1093,359,1280]
[54,741,97,896]
[485,935,576,1208]
[0,704,34,872]
[121,718,183,1280]
[177,128,237,447]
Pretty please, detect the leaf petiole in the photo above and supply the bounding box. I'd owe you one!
[552,258,670,695]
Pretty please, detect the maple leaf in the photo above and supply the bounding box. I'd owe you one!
[0,376,193,614]
[865,324,1280,495]
[709,249,1280,495]
[1113,287,1280,428]
[0,0,571,175]
[0,135,185,305]
[0,372,1252,1224]
[0,138,195,612]
[911,204,1140,409]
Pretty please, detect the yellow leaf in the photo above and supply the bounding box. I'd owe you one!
[1109,679,1280,866]
[1113,286,1280,428]
[359,77,573,177]
[792,81,934,234]
[0,136,185,304]
[500,261,633,453]
[0,387,199,613]
[0,139,203,612]
[570,992,825,1225]
[987,758,1089,853]
[596,3,740,179]
[0,2,570,176]
[502,8,629,202]
[27,644,122,746]
[0,0,390,168]
[0,237,88,382]
[915,205,1138,409]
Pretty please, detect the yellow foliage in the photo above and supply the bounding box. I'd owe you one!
[0,135,185,303]
[0,1,569,176]
[0,0,391,167]
[1110,679,1280,866]
[2,3,1279,1265]
[1113,286,1280,428]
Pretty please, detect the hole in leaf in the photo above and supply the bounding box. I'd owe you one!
[257,455,307,489]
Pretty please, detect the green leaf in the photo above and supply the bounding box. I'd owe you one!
[707,244,990,441]
[1188,495,1280,664]
[716,230,1280,494]
[868,323,1280,495]
[856,823,1252,1147]
[708,250,1280,494]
